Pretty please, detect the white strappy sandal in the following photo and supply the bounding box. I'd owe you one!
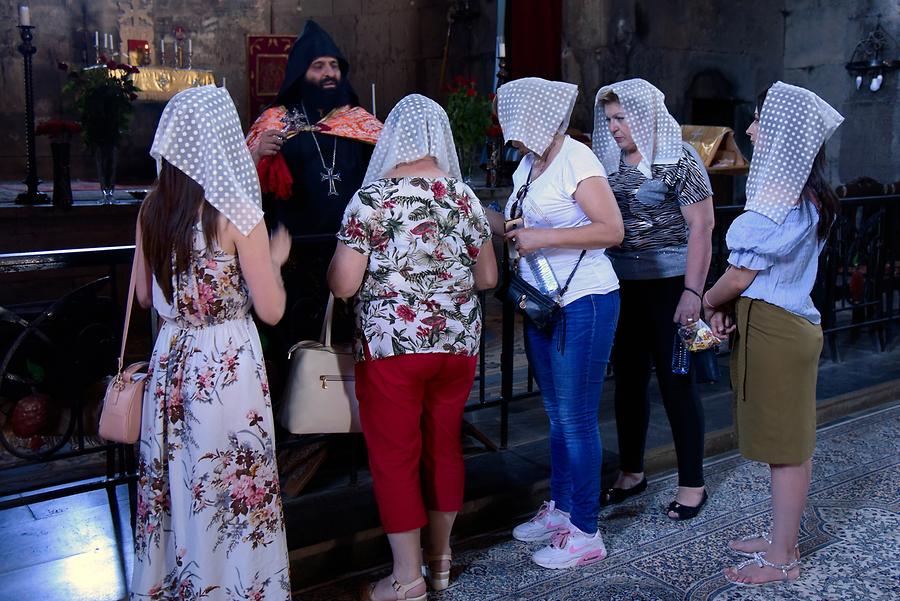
[725,552,800,587]
[728,531,800,558]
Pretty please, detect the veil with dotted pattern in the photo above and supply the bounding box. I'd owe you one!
[496,77,579,158]
[150,85,264,236]
[362,94,461,186]
[744,81,843,224]
[592,78,683,179]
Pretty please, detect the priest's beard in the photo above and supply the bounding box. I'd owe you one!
[299,78,353,117]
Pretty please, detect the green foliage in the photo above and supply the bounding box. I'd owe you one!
[445,76,493,167]
[61,60,140,149]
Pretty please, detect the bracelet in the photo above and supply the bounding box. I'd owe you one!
[701,293,717,311]
[684,286,703,300]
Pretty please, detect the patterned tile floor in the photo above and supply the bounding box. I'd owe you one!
[297,401,900,601]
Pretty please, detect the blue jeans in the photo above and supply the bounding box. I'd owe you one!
[524,292,620,534]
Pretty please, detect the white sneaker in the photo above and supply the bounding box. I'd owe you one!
[512,500,572,543]
[532,525,608,569]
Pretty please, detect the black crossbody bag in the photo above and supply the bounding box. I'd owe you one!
[499,165,586,332]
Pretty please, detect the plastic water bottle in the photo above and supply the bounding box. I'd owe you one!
[671,333,690,375]
[524,251,560,296]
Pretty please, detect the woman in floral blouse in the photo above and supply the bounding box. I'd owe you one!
[329,94,497,601]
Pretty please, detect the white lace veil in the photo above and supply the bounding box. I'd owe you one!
[150,85,263,236]
[496,77,578,157]
[592,78,682,178]
[745,81,844,224]
[362,94,461,186]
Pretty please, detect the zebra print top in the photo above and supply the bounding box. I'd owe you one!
[606,143,712,279]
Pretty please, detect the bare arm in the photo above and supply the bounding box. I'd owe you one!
[473,239,498,290]
[504,176,624,253]
[673,197,715,324]
[232,221,290,325]
[703,266,758,310]
[134,217,153,309]
[484,207,506,236]
[328,242,368,300]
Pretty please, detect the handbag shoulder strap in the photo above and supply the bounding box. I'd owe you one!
[319,293,336,346]
[557,249,587,301]
[117,245,141,375]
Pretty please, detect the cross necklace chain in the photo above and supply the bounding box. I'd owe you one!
[301,103,341,196]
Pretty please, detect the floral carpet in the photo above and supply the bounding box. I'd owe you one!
[296,401,900,600]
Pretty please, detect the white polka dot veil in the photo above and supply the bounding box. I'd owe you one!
[592,78,682,178]
[150,85,264,236]
[745,82,844,224]
[362,94,461,186]
[496,78,578,157]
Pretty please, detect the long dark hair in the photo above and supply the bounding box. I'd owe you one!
[140,159,220,301]
[756,88,838,240]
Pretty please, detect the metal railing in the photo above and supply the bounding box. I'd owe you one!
[1,194,897,505]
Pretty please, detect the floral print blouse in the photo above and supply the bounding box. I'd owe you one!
[337,177,492,361]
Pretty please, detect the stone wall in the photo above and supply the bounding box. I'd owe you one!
[783,0,899,185]
[561,0,785,164]
[0,0,497,182]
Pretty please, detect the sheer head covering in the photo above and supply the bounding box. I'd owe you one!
[496,77,578,157]
[745,81,844,224]
[592,78,682,178]
[150,85,263,236]
[362,94,460,186]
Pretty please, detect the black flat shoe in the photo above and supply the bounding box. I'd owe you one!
[600,476,648,506]
[666,489,708,520]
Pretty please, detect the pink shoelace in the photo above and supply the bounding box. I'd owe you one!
[550,529,570,549]
[530,501,552,523]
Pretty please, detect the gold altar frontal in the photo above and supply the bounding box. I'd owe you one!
[131,67,216,101]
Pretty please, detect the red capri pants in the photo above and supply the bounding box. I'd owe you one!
[355,352,478,533]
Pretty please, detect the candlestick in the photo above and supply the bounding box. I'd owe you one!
[19,5,30,27]
[15,25,48,205]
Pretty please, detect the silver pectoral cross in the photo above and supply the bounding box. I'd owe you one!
[321,168,342,196]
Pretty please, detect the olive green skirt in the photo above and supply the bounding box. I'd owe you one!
[730,298,823,464]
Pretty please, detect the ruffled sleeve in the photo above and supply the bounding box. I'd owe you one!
[725,205,817,270]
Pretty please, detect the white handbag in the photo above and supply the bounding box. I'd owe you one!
[279,294,361,434]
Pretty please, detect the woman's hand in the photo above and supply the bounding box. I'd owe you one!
[673,290,702,325]
[503,227,547,256]
[709,309,735,340]
[252,129,284,163]
[269,226,292,268]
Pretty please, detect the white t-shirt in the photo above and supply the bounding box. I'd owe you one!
[504,136,619,306]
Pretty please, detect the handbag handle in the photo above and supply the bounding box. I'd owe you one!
[115,245,141,381]
[319,293,336,346]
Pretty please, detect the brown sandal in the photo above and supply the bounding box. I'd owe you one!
[359,574,427,601]
[424,553,452,590]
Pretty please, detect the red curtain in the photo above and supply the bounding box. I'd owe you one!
[507,0,562,81]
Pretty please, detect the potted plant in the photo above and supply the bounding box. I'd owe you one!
[59,57,140,204]
[35,119,82,209]
[445,76,493,183]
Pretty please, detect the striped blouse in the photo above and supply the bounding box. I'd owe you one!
[606,143,712,280]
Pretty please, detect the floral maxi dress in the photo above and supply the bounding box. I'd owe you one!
[131,227,290,600]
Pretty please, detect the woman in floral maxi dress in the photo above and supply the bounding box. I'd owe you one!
[131,86,292,600]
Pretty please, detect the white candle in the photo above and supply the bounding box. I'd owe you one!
[160,38,165,58]
[188,38,192,54]
[18,5,30,27]
[498,41,506,58]
[371,83,376,116]
[94,31,99,47]
[221,76,227,88]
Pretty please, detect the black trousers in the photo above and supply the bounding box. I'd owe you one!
[611,276,705,487]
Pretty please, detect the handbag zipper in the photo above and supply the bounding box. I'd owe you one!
[320,375,354,389]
